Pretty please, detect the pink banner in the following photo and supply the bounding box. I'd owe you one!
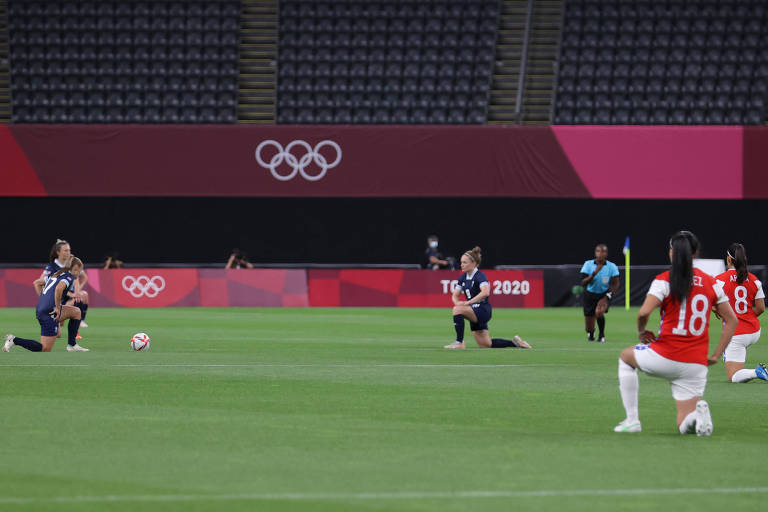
[2,125,587,198]
[0,269,44,308]
[552,125,743,199]
[308,269,544,308]
[0,268,543,308]
[2,124,757,198]
[198,269,309,307]
[0,268,308,308]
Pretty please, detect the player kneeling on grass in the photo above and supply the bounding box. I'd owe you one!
[4,257,85,353]
[714,243,768,383]
[444,246,531,350]
[614,231,737,436]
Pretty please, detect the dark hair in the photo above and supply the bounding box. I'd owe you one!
[669,231,699,302]
[463,246,482,267]
[728,243,748,284]
[49,239,69,263]
[52,256,82,278]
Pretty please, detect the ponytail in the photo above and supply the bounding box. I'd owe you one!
[669,231,699,302]
[52,257,82,279]
[463,246,482,267]
[728,243,748,284]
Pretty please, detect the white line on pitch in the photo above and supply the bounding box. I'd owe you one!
[1,363,554,369]
[1,486,767,504]
[112,363,555,368]
[0,364,89,367]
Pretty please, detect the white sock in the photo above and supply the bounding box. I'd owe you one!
[618,359,639,423]
[732,369,757,383]
[679,410,697,434]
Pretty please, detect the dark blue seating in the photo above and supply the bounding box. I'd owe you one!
[556,0,767,124]
[8,0,242,123]
[276,0,500,124]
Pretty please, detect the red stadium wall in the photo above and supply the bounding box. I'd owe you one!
[1,125,762,199]
[0,268,543,308]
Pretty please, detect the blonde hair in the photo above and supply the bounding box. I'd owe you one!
[52,256,83,278]
[463,246,482,267]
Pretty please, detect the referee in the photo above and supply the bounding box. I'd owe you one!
[580,244,620,342]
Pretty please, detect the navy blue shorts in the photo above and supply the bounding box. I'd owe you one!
[470,303,492,331]
[37,312,58,337]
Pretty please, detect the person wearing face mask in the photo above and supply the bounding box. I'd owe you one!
[424,235,455,270]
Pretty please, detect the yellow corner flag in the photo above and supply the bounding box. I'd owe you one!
[623,237,630,310]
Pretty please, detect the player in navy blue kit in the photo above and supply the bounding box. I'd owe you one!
[5,258,84,353]
[580,244,620,343]
[32,239,90,351]
[444,246,531,349]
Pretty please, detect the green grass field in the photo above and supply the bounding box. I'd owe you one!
[1,306,767,512]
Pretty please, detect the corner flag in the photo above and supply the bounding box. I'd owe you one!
[623,237,630,310]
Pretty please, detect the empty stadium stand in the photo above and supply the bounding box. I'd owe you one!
[276,0,501,124]
[8,0,241,123]
[0,0,10,122]
[4,0,766,126]
[555,0,768,125]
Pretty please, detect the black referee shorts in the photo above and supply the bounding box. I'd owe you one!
[583,290,610,317]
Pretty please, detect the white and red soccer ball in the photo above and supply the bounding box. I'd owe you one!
[130,332,151,351]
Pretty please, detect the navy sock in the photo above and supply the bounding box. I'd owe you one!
[13,337,43,352]
[68,318,81,346]
[453,314,465,342]
[78,303,88,321]
[491,338,518,348]
[597,317,606,338]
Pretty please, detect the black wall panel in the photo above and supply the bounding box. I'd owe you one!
[1,198,761,267]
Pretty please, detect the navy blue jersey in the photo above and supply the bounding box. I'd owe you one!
[43,260,76,303]
[457,269,490,305]
[43,261,62,281]
[37,272,74,316]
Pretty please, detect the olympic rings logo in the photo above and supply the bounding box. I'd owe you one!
[121,275,166,298]
[255,140,342,181]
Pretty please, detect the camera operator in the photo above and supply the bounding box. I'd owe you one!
[226,249,253,269]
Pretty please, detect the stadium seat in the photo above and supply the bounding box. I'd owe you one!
[8,0,240,124]
[276,0,500,124]
[554,0,768,124]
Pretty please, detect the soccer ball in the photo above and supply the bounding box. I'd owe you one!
[130,332,151,351]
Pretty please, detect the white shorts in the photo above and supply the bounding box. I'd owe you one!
[633,345,708,401]
[723,330,761,364]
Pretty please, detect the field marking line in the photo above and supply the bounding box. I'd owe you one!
[111,363,556,368]
[0,364,89,367]
[396,347,616,351]
[2,486,768,504]
[2,363,556,369]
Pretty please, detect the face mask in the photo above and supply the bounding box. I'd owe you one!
[429,241,438,248]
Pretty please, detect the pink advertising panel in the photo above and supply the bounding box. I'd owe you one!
[0,125,758,198]
[0,269,308,308]
[552,125,743,199]
[308,269,544,308]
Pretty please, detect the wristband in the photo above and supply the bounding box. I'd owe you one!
[605,292,612,300]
